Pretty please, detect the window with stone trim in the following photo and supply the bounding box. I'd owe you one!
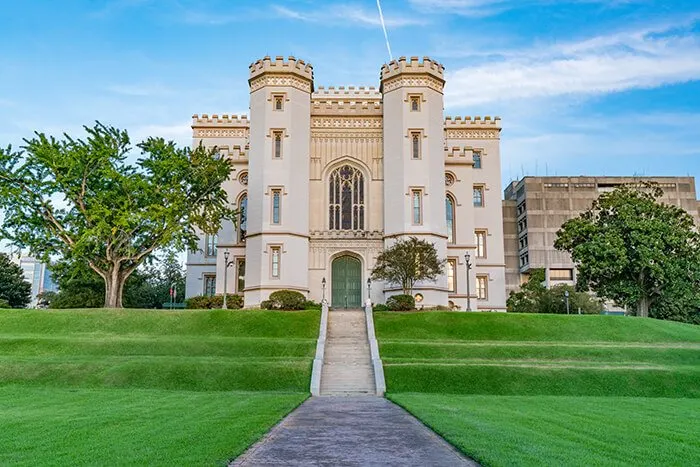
[271,246,281,278]
[205,234,217,257]
[477,275,488,300]
[273,95,284,111]
[473,186,484,207]
[328,165,365,231]
[411,131,422,159]
[446,195,456,244]
[236,259,246,293]
[475,230,487,258]
[203,274,216,297]
[237,193,247,243]
[273,131,283,158]
[447,259,457,293]
[412,189,423,225]
[410,95,421,111]
[271,189,281,224]
[473,151,482,169]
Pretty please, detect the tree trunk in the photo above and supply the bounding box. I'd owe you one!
[104,266,127,308]
[637,295,650,318]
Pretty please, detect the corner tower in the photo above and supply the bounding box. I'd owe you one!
[381,56,449,306]
[244,56,313,306]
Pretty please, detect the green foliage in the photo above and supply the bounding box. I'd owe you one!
[262,290,307,310]
[371,237,446,295]
[373,304,389,312]
[506,268,603,314]
[0,123,235,308]
[386,294,416,311]
[0,253,32,308]
[302,300,322,310]
[185,294,243,309]
[555,183,700,321]
[0,298,10,309]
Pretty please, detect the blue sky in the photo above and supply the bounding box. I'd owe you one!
[1,0,700,190]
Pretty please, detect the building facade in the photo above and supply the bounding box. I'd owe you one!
[186,56,507,310]
[10,255,57,308]
[503,176,700,296]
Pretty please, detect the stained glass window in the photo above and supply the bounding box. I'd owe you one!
[238,194,247,243]
[329,165,365,231]
[446,196,455,243]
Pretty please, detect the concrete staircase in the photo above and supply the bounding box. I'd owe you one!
[320,310,376,395]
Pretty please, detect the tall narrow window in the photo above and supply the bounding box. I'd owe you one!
[272,189,281,224]
[236,259,246,293]
[328,165,365,231]
[273,95,284,111]
[271,247,280,278]
[238,194,247,243]
[205,234,218,256]
[411,132,421,159]
[412,190,422,225]
[477,275,488,300]
[410,96,420,111]
[447,259,456,293]
[473,186,484,207]
[473,151,482,169]
[203,275,216,297]
[273,131,282,158]
[475,230,487,258]
[446,196,455,244]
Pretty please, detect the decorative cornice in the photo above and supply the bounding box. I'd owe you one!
[311,133,383,141]
[382,75,444,94]
[311,117,383,129]
[193,128,249,138]
[310,230,384,240]
[249,74,312,93]
[445,129,501,140]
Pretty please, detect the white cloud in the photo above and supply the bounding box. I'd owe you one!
[272,4,425,28]
[408,0,643,17]
[444,20,700,106]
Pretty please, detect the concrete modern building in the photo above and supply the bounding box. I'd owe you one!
[186,56,507,310]
[11,255,58,307]
[503,176,700,296]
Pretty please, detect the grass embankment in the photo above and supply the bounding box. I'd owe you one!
[375,312,700,466]
[0,308,319,465]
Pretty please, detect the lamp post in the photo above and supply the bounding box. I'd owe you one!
[321,277,327,304]
[367,277,372,306]
[465,253,472,311]
[564,290,570,315]
[222,251,235,309]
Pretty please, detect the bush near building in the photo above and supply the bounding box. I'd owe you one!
[261,290,306,310]
[185,294,243,309]
[507,269,603,314]
[386,294,416,311]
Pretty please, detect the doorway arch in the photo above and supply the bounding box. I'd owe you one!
[331,255,362,309]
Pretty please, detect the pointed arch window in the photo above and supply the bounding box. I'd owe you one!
[446,195,456,244]
[237,193,247,243]
[329,165,365,231]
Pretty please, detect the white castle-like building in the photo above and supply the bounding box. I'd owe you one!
[185,56,507,310]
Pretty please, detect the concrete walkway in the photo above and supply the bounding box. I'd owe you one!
[321,310,375,395]
[231,396,477,466]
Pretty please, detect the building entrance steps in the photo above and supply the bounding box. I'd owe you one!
[231,396,477,466]
[320,310,375,395]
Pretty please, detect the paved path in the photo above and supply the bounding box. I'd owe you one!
[231,396,478,466]
[321,310,375,395]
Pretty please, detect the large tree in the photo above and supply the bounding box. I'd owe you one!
[554,183,700,319]
[0,253,32,308]
[0,123,235,308]
[371,237,445,295]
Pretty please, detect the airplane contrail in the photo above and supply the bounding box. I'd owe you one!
[376,0,393,61]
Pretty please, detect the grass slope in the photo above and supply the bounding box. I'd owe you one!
[389,394,700,467]
[375,312,700,465]
[0,308,320,465]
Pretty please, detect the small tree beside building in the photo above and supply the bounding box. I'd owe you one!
[0,253,32,308]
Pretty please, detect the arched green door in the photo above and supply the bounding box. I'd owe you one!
[331,256,362,309]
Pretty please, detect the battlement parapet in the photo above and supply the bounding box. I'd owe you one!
[313,86,381,99]
[380,56,445,82]
[192,114,250,127]
[249,55,314,82]
[444,116,502,128]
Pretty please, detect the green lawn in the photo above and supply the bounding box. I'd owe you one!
[389,394,700,467]
[375,312,700,465]
[0,308,319,465]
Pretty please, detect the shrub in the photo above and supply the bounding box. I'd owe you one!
[373,304,389,312]
[0,298,11,309]
[263,290,307,310]
[303,300,322,310]
[387,294,415,311]
[185,294,243,309]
